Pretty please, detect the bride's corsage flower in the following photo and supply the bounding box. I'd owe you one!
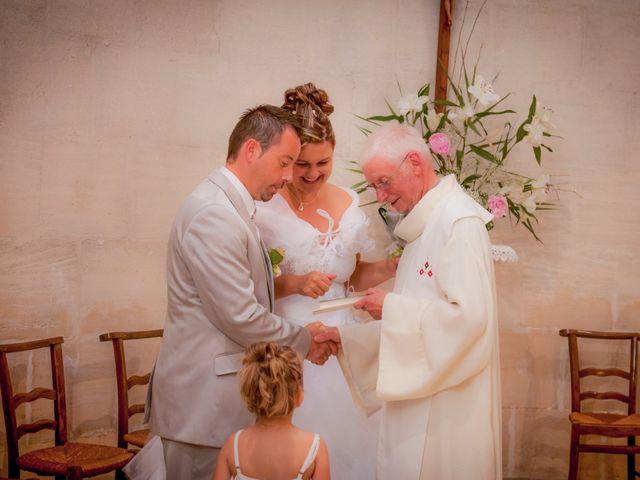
[487,195,508,219]
[268,247,285,277]
[428,132,451,155]
[396,93,429,116]
[468,75,500,106]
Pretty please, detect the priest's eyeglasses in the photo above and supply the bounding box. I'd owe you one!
[365,155,408,192]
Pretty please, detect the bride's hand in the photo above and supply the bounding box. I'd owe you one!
[299,271,336,299]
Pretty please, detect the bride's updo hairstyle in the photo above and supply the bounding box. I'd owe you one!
[282,82,335,147]
[239,341,303,419]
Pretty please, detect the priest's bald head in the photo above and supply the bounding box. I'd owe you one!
[360,122,439,214]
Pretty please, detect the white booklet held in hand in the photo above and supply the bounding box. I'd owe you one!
[312,293,365,315]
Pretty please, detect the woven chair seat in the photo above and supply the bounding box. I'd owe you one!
[124,429,150,449]
[570,412,640,428]
[17,442,134,476]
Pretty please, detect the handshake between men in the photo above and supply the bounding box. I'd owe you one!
[304,322,340,365]
[304,287,388,365]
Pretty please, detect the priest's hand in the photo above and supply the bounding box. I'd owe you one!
[305,322,339,365]
[354,287,388,320]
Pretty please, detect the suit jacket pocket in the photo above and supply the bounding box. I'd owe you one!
[214,351,244,376]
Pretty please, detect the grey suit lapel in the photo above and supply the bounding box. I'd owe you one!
[208,170,274,311]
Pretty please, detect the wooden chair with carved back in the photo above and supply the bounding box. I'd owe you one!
[559,329,640,480]
[99,329,163,450]
[0,336,134,480]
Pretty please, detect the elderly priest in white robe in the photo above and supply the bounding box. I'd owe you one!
[316,122,502,480]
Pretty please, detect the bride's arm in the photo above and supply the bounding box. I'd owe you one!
[348,254,397,292]
[275,272,337,299]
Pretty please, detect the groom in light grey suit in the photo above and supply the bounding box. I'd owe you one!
[148,105,334,480]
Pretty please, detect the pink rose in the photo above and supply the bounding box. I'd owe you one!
[487,195,508,219]
[428,132,451,155]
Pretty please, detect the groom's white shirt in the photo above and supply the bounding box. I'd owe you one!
[338,175,502,480]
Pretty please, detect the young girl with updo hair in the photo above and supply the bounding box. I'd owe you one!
[213,342,330,480]
[254,83,389,478]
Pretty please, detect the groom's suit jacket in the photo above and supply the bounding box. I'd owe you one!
[149,168,311,447]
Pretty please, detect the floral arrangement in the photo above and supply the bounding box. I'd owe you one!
[354,54,559,242]
[268,247,285,277]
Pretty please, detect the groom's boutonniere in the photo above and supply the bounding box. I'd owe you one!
[268,247,285,277]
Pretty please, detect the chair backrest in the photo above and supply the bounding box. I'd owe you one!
[559,329,638,416]
[0,337,68,466]
[99,329,163,448]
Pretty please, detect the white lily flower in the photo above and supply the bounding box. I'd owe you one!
[426,107,444,131]
[448,102,475,127]
[396,94,429,116]
[523,119,545,147]
[467,75,500,107]
[535,105,554,130]
[462,102,475,118]
[499,183,517,196]
[531,174,550,201]
[532,174,549,190]
[522,194,538,213]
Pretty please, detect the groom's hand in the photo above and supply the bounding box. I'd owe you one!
[305,322,339,365]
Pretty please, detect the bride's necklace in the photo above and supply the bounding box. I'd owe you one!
[286,184,320,212]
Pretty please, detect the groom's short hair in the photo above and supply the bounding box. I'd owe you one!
[227,105,302,162]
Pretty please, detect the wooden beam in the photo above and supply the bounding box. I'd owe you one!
[434,0,454,113]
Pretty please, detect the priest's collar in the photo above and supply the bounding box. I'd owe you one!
[221,166,256,219]
[394,174,457,243]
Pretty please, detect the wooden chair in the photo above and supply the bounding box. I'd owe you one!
[0,337,134,480]
[559,329,640,480]
[99,329,163,450]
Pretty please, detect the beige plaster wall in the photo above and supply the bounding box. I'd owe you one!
[0,1,638,478]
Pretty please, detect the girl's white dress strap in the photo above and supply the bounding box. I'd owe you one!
[295,433,320,479]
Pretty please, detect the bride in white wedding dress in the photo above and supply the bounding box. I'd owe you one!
[255,83,396,479]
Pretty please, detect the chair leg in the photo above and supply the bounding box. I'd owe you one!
[568,427,579,480]
[66,465,83,480]
[627,436,636,480]
[116,468,128,480]
[7,461,20,480]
